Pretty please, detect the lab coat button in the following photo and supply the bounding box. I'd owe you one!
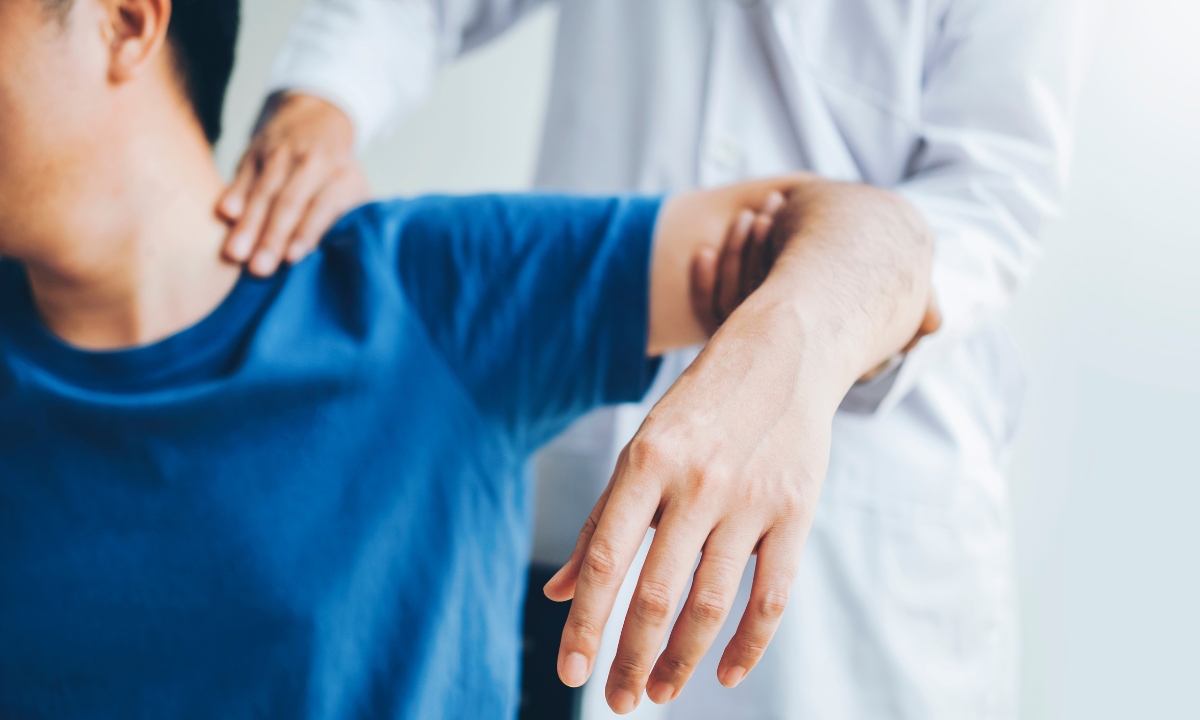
[708,137,744,172]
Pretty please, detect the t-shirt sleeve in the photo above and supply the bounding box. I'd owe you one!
[383,194,663,451]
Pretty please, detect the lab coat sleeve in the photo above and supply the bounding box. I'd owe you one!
[842,0,1095,415]
[267,0,553,151]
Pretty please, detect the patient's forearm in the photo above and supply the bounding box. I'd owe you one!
[549,177,935,709]
[746,179,935,398]
[647,175,934,379]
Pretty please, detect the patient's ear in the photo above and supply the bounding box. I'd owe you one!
[102,0,170,83]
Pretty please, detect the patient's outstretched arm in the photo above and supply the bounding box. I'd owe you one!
[547,175,938,713]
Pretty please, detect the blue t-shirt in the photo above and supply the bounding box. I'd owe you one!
[0,195,662,720]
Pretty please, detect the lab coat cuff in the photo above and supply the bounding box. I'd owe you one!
[265,75,392,156]
[839,360,904,414]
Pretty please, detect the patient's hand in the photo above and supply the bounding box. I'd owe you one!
[545,179,941,714]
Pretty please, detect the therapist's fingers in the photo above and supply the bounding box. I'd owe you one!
[645,526,756,704]
[554,449,663,689]
[738,192,786,301]
[221,93,357,270]
[716,529,801,688]
[715,210,755,324]
[739,212,776,302]
[228,150,293,276]
[689,247,720,336]
[603,514,713,714]
[253,153,333,269]
[285,164,370,263]
[221,151,267,261]
[219,151,259,227]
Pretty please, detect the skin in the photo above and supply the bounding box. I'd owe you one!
[219,92,367,274]
[0,0,241,349]
[1,2,938,713]
[552,181,937,712]
[225,100,940,714]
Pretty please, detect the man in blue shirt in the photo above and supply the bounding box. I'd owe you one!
[0,0,937,717]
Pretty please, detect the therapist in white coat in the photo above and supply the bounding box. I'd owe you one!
[220,1,1092,718]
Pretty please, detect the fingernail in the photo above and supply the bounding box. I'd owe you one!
[737,210,755,233]
[251,251,276,276]
[722,666,747,688]
[648,682,675,704]
[609,690,636,714]
[223,196,244,217]
[765,191,785,213]
[561,652,589,687]
[228,234,252,260]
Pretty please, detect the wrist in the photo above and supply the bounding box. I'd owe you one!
[730,289,860,416]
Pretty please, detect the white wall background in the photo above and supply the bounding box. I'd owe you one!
[217,2,1200,718]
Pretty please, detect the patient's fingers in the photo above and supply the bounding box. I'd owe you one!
[544,482,613,603]
[717,529,800,688]
[604,513,712,714]
[646,525,755,704]
[555,448,661,689]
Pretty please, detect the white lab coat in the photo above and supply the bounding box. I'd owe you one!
[269,1,1092,717]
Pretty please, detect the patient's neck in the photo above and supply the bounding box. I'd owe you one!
[17,119,241,351]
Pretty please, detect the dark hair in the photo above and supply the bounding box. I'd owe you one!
[42,0,240,144]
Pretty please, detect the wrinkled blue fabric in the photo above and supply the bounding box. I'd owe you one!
[0,194,662,720]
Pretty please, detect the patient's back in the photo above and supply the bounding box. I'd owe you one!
[0,195,660,720]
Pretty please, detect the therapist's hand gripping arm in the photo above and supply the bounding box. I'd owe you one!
[546,176,937,714]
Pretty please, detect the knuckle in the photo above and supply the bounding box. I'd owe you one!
[688,464,732,495]
[626,436,671,478]
[566,615,606,643]
[772,482,813,522]
[632,579,675,624]
[658,653,694,679]
[263,147,287,169]
[581,541,621,583]
[755,587,790,622]
[578,513,599,540]
[689,586,732,624]
[612,654,652,681]
[732,638,768,660]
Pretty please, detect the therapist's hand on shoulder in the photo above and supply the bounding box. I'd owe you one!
[218,92,369,276]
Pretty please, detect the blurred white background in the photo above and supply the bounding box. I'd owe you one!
[217,2,1200,718]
